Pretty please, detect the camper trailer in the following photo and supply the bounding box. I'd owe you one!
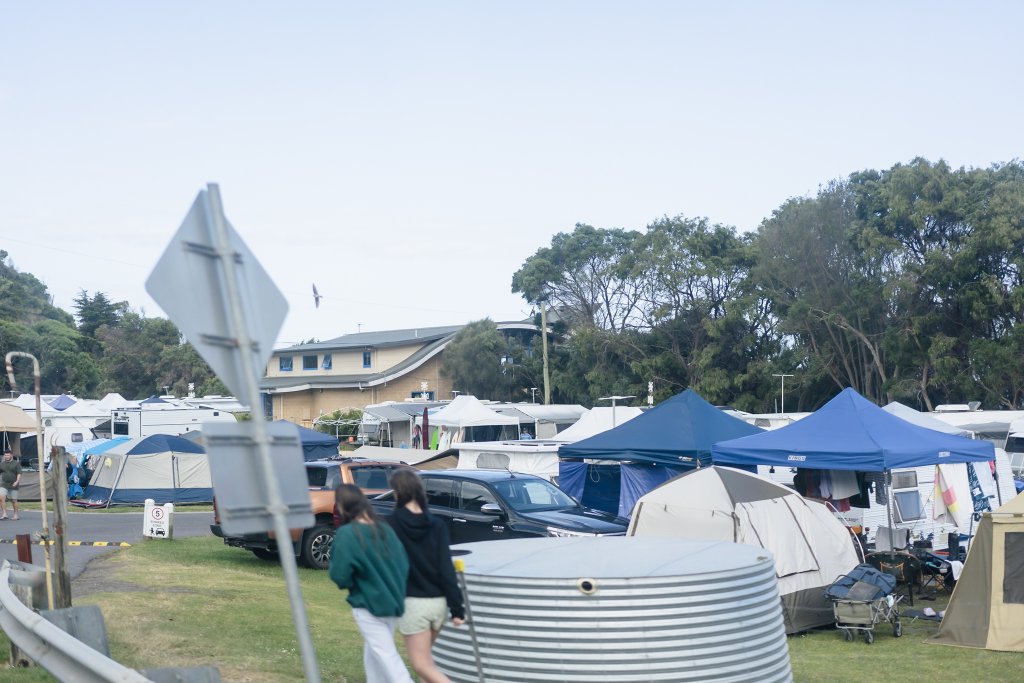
[111,405,236,438]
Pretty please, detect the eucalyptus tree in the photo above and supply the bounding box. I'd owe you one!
[511,223,644,333]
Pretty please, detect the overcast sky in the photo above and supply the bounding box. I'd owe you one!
[1,2,1021,347]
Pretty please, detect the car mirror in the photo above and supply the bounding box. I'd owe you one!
[480,503,504,516]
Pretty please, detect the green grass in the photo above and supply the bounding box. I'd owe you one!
[1,538,1022,682]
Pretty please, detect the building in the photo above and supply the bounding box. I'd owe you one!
[260,322,540,426]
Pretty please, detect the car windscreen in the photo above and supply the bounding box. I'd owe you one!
[491,478,577,512]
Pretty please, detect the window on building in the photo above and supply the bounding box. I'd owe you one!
[279,356,293,372]
[302,355,317,370]
[362,350,372,368]
[411,390,435,401]
[322,353,332,370]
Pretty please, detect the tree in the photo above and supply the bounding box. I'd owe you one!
[440,319,509,400]
[512,224,644,332]
[73,290,125,338]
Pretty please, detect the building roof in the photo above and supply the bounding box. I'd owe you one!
[262,321,540,393]
[279,325,467,353]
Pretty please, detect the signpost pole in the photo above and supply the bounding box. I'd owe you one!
[202,185,321,683]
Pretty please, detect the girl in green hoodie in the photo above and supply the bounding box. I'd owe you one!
[330,483,413,683]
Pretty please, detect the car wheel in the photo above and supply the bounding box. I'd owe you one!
[300,525,335,569]
[251,548,279,561]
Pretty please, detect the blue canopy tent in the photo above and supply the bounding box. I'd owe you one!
[711,388,995,472]
[558,389,763,515]
[274,420,340,461]
[712,388,995,555]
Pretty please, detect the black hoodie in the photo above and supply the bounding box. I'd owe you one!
[387,507,465,621]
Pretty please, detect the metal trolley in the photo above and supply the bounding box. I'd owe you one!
[825,563,903,644]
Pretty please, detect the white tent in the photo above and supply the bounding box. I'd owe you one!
[428,396,520,450]
[428,395,520,427]
[629,466,860,633]
[882,402,971,436]
[553,407,644,442]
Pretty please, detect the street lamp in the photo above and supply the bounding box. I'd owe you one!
[772,374,794,414]
[598,395,636,427]
[530,387,538,403]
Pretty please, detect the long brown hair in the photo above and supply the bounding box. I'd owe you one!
[335,483,379,525]
[390,468,427,510]
[335,483,391,553]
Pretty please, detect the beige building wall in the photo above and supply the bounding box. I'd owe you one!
[270,355,453,426]
[265,344,424,379]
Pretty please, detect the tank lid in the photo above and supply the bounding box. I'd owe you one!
[452,537,772,578]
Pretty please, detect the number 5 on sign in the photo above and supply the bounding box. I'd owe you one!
[144,499,174,539]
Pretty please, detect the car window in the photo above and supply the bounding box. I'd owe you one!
[492,478,576,511]
[460,482,497,513]
[351,466,390,490]
[425,478,454,508]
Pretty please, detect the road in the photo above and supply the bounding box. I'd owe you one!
[0,508,214,582]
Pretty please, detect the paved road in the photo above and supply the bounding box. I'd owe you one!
[0,509,215,580]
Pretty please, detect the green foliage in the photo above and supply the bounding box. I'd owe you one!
[440,319,508,399]
[314,408,362,437]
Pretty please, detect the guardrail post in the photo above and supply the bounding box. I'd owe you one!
[40,605,110,656]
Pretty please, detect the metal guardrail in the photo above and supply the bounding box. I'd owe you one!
[0,560,152,682]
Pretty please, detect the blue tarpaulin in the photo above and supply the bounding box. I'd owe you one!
[618,463,687,517]
[558,389,763,467]
[274,420,340,461]
[48,394,76,411]
[558,461,621,514]
[712,388,995,471]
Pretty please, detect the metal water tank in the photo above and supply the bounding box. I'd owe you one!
[435,537,792,682]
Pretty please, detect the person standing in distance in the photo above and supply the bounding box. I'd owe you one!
[329,483,414,683]
[387,469,465,683]
[0,450,22,520]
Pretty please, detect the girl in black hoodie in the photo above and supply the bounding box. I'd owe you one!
[388,469,465,683]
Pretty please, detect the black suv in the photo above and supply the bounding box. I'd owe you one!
[372,469,628,544]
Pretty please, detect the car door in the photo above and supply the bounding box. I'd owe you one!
[452,481,505,544]
[423,477,459,539]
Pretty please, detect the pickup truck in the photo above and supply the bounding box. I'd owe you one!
[210,458,412,569]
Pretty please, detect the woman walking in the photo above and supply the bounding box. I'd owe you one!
[329,483,414,683]
[388,469,465,683]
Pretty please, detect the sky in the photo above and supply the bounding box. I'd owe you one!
[1,2,1022,348]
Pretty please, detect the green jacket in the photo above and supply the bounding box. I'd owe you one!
[329,522,409,617]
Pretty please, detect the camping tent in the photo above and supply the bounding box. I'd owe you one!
[629,466,860,633]
[79,434,211,506]
[559,389,763,516]
[712,388,995,471]
[928,491,1024,651]
[552,407,645,442]
[273,420,339,461]
[712,388,996,546]
[559,389,762,467]
[881,401,972,437]
[427,396,520,447]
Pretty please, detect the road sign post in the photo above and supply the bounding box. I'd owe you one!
[146,184,321,683]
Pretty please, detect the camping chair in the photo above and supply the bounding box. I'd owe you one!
[865,551,921,606]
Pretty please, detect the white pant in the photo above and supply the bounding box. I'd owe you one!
[351,608,414,683]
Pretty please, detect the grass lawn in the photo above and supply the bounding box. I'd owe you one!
[1,536,1022,682]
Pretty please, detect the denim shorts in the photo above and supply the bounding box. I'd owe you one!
[398,596,447,635]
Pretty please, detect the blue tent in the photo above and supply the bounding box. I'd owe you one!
[558,389,763,515]
[559,388,763,467]
[712,388,995,471]
[48,393,76,411]
[80,434,210,506]
[274,420,339,461]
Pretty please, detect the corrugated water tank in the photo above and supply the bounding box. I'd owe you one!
[434,537,792,683]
